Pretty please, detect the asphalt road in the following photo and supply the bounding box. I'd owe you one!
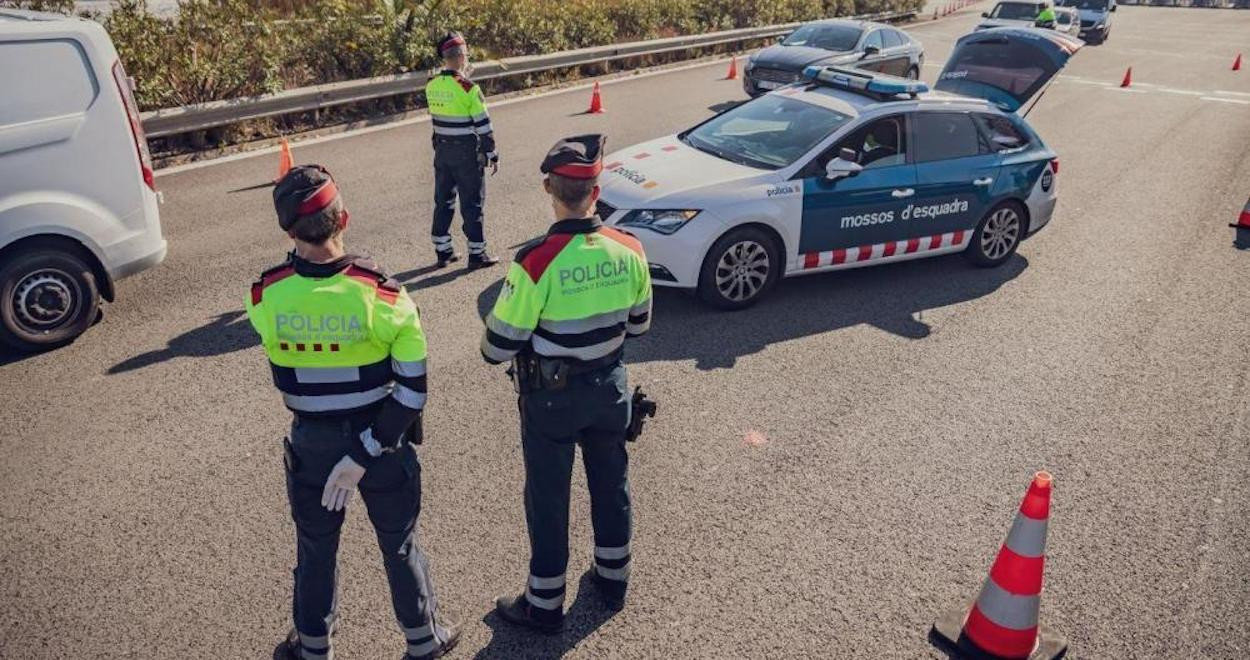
[3,6,1249,659]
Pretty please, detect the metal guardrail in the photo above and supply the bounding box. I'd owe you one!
[139,10,916,139]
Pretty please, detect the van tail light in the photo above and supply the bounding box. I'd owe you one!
[111,60,155,192]
[1050,158,1059,175]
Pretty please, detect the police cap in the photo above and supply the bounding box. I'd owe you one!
[273,164,341,231]
[437,31,467,56]
[540,134,606,180]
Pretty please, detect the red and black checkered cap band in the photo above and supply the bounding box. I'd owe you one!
[439,34,466,54]
[297,180,339,215]
[551,161,603,180]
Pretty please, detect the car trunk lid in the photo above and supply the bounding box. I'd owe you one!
[935,27,1083,112]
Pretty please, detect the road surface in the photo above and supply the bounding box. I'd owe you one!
[2,6,1249,659]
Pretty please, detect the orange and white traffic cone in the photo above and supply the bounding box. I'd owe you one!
[1231,197,1250,249]
[276,138,294,180]
[1233,53,1242,72]
[931,471,1067,659]
[1119,67,1132,88]
[587,82,605,114]
[726,56,739,80]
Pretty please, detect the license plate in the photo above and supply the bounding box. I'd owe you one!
[757,80,782,90]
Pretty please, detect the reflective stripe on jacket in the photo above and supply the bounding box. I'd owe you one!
[425,70,497,158]
[246,255,427,457]
[481,216,652,364]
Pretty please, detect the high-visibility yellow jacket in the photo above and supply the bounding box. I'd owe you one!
[246,255,427,464]
[481,217,652,364]
[425,69,497,160]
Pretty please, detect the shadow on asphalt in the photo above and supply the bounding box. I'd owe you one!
[106,310,258,374]
[475,253,1029,370]
[473,571,619,660]
[707,100,743,114]
[628,254,1029,369]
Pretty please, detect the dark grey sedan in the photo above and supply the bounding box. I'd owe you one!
[743,19,924,97]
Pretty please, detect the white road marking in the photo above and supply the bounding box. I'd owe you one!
[1108,87,1148,94]
[1201,96,1250,105]
[1214,90,1250,98]
[1155,88,1207,97]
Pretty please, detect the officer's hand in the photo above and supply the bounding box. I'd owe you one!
[321,455,366,512]
[489,156,500,176]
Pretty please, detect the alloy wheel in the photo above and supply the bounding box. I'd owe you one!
[714,240,771,302]
[980,207,1021,261]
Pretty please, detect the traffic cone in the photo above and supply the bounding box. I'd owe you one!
[587,82,604,114]
[934,6,940,19]
[931,472,1067,660]
[1233,53,1242,71]
[1230,196,1250,249]
[276,139,293,180]
[726,56,739,80]
[1119,67,1132,88]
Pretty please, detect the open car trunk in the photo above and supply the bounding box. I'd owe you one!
[935,27,1083,112]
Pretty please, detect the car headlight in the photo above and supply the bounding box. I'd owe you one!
[617,209,701,235]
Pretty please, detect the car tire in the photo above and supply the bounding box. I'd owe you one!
[0,248,100,352]
[964,201,1025,268]
[906,65,920,80]
[697,226,781,310]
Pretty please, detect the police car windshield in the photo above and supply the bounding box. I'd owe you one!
[682,95,851,170]
[782,24,862,51]
[989,2,1040,18]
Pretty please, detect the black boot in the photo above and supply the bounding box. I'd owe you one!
[273,628,302,660]
[402,616,462,660]
[495,592,563,634]
[435,249,460,268]
[585,567,627,612]
[467,252,499,269]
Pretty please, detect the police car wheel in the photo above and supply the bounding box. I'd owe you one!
[697,227,780,310]
[965,202,1024,268]
[0,248,100,352]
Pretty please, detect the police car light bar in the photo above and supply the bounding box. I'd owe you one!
[801,65,929,99]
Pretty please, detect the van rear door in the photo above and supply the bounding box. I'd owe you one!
[934,28,1083,112]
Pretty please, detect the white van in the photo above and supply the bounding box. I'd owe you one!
[0,9,165,351]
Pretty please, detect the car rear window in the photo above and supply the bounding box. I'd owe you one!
[974,113,1030,151]
[989,2,1041,19]
[0,40,98,128]
[782,24,863,51]
[913,113,983,162]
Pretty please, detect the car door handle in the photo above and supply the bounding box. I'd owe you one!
[891,188,915,198]
[973,177,994,187]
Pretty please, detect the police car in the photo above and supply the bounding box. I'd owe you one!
[597,28,1081,309]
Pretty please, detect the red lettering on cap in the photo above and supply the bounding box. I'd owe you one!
[440,36,466,53]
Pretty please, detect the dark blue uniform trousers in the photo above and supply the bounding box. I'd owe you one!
[284,413,450,659]
[431,140,486,254]
[518,364,633,614]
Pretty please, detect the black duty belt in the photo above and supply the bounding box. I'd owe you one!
[559,349,624,375]
[432,134,477,146]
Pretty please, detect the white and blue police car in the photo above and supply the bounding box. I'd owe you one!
[598,28,1082,309]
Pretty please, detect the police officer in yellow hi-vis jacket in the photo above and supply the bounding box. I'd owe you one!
[247,165,459,660]
[425,31,499,269]
[481,135,653,633]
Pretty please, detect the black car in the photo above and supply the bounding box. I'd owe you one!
[743,19,924,97]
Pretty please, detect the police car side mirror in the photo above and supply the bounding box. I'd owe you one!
[825,155,863,181]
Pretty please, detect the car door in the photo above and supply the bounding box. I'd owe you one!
[857,29,887,72]
[880,29,909,76]
[796,115,918,264]
[907,111,1001,241]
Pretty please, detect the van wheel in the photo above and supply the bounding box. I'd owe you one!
[0,249,100,351]
[697,226,781,310]
[964,202,1025,268]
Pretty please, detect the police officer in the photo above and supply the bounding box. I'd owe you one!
[1035,1,1057,27]
[247,165,459,660]
[480,135,653,632]
[425,31,499,269]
